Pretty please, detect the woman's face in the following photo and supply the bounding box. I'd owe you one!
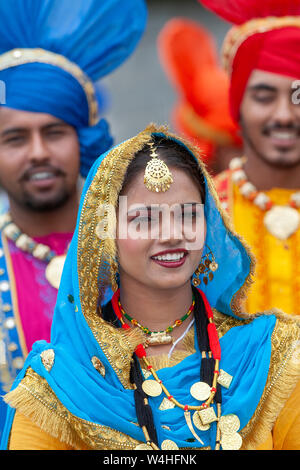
[116,167,206,291]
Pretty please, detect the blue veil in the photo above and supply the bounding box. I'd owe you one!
[1,124,285,450]
[0,0,147,177]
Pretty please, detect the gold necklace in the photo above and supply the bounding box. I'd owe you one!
[229,157,300,240]
[118,297,195,346]
[0,212,67,289]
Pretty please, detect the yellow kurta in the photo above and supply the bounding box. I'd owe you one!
[215,170,300,315]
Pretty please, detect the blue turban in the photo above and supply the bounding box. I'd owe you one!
[0,0,147,177]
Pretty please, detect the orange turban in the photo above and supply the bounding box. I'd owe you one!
[157,18,241,164]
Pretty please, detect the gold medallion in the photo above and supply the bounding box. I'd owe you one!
[192,411,210,431]
[221,432,242,450]
[135,443,153,450]
[198,406,218,425]
[161,439,179,450]
[45,255,67,289]
[158,397,176,411]
[217,369,233,389]
[190,381,211,401]
[142,379,162,397]
[263,205,300,240]
[219,414,240,434]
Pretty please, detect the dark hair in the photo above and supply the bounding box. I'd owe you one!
[121,135,206,203]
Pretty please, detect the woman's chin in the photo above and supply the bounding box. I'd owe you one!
[146,274,192,291]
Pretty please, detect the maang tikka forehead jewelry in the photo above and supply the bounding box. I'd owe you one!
[144,141,173,193]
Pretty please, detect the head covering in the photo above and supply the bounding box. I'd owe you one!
[199,0,300,122]
[3,124,292,451]
[158,18,241,163]
[0,0,147,177]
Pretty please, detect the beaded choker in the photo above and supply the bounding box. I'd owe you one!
[117,297,195,346]
[111,288,241,450]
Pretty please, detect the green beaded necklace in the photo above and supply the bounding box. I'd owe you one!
[118,297,195,346]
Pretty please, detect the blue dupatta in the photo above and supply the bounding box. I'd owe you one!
[1,125,285,450]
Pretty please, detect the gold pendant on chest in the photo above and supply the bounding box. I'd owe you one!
[146,332,173,346]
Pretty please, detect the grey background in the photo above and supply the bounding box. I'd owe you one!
[102,0,230,145]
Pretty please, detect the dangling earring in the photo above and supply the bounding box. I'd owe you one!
[192,247,218,286]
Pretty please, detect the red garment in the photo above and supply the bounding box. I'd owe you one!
[200,0,300,121]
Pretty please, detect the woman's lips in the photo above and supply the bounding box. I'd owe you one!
[151,249,188,268]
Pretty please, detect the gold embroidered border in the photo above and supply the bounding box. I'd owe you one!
[4,368,140,450]
[239,312,300,449]
[77,129,153,388]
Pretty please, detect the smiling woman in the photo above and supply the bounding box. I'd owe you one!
[2,124,300,451]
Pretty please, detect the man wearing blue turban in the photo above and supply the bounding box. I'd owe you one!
[0,0,147,436]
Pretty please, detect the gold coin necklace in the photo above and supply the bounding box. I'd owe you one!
[0,212,67,289]
[112,287,241,450]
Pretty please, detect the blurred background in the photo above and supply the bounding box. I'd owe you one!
[102,0,230,144]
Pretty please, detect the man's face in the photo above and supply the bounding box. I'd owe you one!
[240,69,300,168]
[0,107,80,211]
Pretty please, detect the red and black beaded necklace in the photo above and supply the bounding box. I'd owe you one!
[111,286,223,450]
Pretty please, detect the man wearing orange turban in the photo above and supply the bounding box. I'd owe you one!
[157,18,242,175]
[200,0,300,315]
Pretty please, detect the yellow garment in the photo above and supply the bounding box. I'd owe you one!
[211,166,300,315]
[9,382,300,450]
[231,184,300,315]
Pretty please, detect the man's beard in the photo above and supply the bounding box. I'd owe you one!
[240,117,300,169]
[14,187,72,212]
